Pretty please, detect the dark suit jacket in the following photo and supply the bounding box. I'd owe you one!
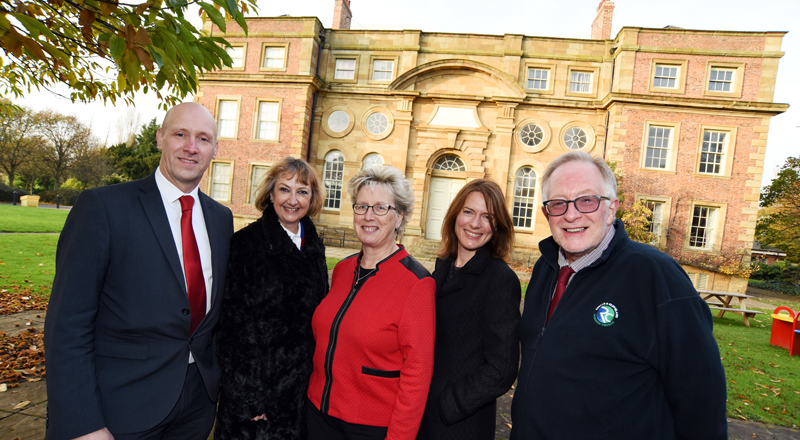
[44,172,233,440]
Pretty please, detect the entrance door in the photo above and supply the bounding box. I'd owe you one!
[426,177,465,240]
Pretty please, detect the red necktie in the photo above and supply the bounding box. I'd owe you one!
[546,266,574,324]
[179,196,206,334]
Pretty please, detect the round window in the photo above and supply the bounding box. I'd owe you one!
[563,127,587,150]
[520,123,544,147]
[366,113,389,135]
[327,110,350,133]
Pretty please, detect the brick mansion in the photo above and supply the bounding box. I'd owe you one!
[196,0,788,292]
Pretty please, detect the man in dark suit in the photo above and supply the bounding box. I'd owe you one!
[44,102,234,440]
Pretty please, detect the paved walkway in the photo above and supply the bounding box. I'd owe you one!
[2,247,798,438]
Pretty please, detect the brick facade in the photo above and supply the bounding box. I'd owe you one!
[197,8,787,293]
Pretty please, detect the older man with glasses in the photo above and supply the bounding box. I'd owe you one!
[510,151,727,440]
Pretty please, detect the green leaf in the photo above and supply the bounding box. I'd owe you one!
[155,69,166,89]
[39,40,70,64]
[123,51,140,85]
[98,33,112,43]
[225,0,238,19]
[198,2,226,33]
[109,35,125,60]
[148,46,164,69]
[173,38,193,65]
[11,13,57,40]
[233,12,247,33]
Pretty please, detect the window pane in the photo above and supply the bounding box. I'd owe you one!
[689,206,716,249]
[699,130,726,174]
[327,110,350,133]
[644,126,671,169]
[365,112,389,135]
[653,64,679,89]
[432,155,466,172]
[527,68,549,90]
[519,123,544,147]
[256,101,280,140]
[563,127,587,150]
[513,167,537,228]
[249,165,269,203]
[226,46,244,68]
[335,59,356,80]
[323,151,344,209]
[211,162,231,200]
[372,60,393,81]
[263,47,285,68]
[217,100,237,138]
[362,153,384,170]
[708,68,734,92]
[570,71,592,93]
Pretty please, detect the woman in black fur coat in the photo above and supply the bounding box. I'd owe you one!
[215,157,329,440]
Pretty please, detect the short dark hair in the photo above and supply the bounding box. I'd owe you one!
[254,157,323,216]
[437,179,515,262]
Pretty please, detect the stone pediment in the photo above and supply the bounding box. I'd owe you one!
[389,59,526,100]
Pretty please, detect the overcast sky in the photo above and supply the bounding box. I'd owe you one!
[17,0,799,187]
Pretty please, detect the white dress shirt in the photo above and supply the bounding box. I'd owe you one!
[280,221,303,251]
[155,167,213,339]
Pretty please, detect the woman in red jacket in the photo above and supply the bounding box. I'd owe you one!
[307,166,436,440]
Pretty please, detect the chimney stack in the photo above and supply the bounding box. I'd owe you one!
[591,0,614,40]
[332,0,352,30]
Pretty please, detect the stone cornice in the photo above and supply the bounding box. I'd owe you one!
[600,92,790,115]
[613,44,784,59]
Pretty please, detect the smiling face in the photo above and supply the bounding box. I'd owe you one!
[353,184,403,255]
[454,191,494,265]
[272,172,311,234]
[156,102,218,193]
[543,161,618,263]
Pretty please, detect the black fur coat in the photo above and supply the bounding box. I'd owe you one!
[215,204,328,439]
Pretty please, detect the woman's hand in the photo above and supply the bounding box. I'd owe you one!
[252,413,268,421]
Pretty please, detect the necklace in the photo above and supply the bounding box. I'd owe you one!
[356,266,376,284]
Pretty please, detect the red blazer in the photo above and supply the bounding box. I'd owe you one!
[308,247,436,440]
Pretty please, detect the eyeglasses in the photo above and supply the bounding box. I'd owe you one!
[353,203,396,216]
[542,196,609,216]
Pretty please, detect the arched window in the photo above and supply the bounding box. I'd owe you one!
[513,167,537,228]
[362,153,384,170]
[432,155,466,172]
[519,123,545,148]
[323,151,345,210]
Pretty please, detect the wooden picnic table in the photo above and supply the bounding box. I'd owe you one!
[697,289,765,327]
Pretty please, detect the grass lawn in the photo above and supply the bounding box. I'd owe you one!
[326,257,341,270]
[714,307,800,428]
[0,204,69,232]
[0,234,58,298]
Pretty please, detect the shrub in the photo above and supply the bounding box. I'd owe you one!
[39,189,83,206]
[0,182,30,202]
[748,279,800,296]
[751,261,800,284]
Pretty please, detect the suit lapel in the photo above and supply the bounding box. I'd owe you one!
[138,173,187,294]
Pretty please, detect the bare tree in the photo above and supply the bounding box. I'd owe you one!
[115,106,142,147]
[0,101,40,186]
[71,139,114,189]
[36,111,92,191]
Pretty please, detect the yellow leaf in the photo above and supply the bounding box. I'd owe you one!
[13,400,30,409]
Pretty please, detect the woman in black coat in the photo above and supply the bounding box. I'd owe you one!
[417,179,521,440]
[215,157,328,440]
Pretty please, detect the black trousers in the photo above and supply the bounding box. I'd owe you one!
[114,363,216,440]
[307,398,388,440]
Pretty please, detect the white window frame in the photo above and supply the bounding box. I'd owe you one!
[527,67,549,91]
[361,153,384,170]
[208,160,234,203]
[260,43,288,71]
[223,43,246,70]
[565,66,600,98]
[639,121,680,172]
[322,151,345,210]
[684,200,726,254]
[635,194,671,248]
[371,59,394,81]
[215,97,241,140]
[704,62,744,98]
[252,98,281,142]
[333,58,358,82]
[512,167,538,229]
[695,125,737,178]
[247,163,270,204]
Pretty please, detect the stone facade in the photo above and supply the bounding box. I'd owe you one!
[196,3,787,293]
